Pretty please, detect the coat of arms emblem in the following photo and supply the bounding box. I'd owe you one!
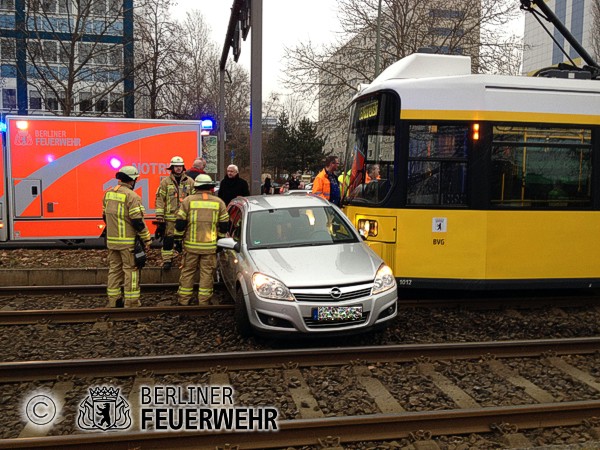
[77,386,131,431]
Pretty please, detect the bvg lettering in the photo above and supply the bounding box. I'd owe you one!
[433,238,445,245]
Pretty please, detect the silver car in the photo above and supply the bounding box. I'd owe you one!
[217,195,397,337]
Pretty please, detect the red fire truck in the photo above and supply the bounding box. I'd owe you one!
[0,116,203,244]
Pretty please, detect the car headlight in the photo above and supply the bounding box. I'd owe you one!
[252,273,295,301]
[372,264,396,295]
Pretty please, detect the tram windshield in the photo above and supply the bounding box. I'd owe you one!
[343,92,397,205]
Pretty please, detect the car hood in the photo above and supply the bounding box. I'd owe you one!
[248,242,380,287]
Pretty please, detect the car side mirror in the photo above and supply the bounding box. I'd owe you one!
[217,237,240,252]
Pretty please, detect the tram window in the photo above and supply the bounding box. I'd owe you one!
[407,124,469,206]
[344,92,397,205]
[491,125,592,208]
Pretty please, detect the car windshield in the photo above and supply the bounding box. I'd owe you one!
[247,206,359,249]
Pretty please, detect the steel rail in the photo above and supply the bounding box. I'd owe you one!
[2,337,600,382]
[0,304,234,325]
[1,400,599,449]
[0,283,187,295]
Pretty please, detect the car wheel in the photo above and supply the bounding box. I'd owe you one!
[234,285,253,338]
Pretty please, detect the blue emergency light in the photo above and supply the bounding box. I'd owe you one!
[201,119,214,130]
[0,122,6,133]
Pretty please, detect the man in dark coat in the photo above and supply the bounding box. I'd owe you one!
[218,164,250,205]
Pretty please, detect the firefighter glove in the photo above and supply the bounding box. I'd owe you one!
[174,239,183,254]
[154,221,167,241]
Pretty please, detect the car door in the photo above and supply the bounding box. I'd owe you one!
[218,204,243,292]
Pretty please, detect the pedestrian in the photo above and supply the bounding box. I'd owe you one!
[263,176,272,195]
[102,165,152,308]
[312,155,341,206]
[218,164,250,205]
[338,169,351,197]
[289,175,300,190]
[186,157,207,179]
[366,164,380,183]
[154,156,194,270]
[174,174,229,306]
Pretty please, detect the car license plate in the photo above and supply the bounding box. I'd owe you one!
[312,306,363,322]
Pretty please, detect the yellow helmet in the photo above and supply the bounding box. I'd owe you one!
[116,165,140,181]
[168,156,185,170]
[194,174,216,188]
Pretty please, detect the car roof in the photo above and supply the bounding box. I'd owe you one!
[230,194,330,212]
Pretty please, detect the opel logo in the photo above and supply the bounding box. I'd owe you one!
[330,287,342,299]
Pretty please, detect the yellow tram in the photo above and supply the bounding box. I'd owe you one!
[341,53,600,289]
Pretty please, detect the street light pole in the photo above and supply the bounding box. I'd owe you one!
[374,0,382,78]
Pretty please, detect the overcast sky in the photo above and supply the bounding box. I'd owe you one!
[170,1,526,97]
[170,0,341,96]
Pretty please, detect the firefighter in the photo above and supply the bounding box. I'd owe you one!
[154,156,194,270]
[174,174,229,306]
[102,165,152,308]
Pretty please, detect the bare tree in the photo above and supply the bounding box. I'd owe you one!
[592,0,600,61]
[154,10,218,119]
[23,0,141,116]
[134,0,180,118]
[283,0,522,142]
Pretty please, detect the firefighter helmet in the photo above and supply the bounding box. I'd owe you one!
[194,174,216,188]
[168,156,185,170]
[116,165,140,181]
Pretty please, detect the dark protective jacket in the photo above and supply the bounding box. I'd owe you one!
[218,175,250,205]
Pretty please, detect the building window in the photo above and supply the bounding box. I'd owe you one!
[95,44,108,65]
[58,0,70,14]
[42,0,58,14]
[108,45,122,65]
[43,41,58,62]
[1,38,15,60]
[79,91,93,112]
[46,92,59,110]
[0,0,15,10]
[110,93,123,113]
[430,9,465,20]
[92,0,107,15]
[95,96,108,112]
[78,42,92,63]
[30,90,42,109]
[2,88,16,110]
[28,41,43,59]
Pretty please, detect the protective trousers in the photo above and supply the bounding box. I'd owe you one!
[177,252,216,306]
[161,220,176,263]
[106,248,141,307]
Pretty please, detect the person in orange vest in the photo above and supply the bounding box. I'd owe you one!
[312,156,341,206]
[365,164,381,183]
[102,166,152,308]
[174,174,229,306]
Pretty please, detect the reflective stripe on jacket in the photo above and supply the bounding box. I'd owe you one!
[102,183,151,249]
[174,192,229,254]
[155,174,194,221]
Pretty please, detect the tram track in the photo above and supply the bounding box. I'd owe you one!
[2,338,600,448]
[0,304,233,325]
[2,337,600,382]
[2,401,600,449]
[2,283,600,309]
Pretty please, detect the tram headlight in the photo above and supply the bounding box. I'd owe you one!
[372,264,396,295]
[252,273,295,301]
[357,219,378,238]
